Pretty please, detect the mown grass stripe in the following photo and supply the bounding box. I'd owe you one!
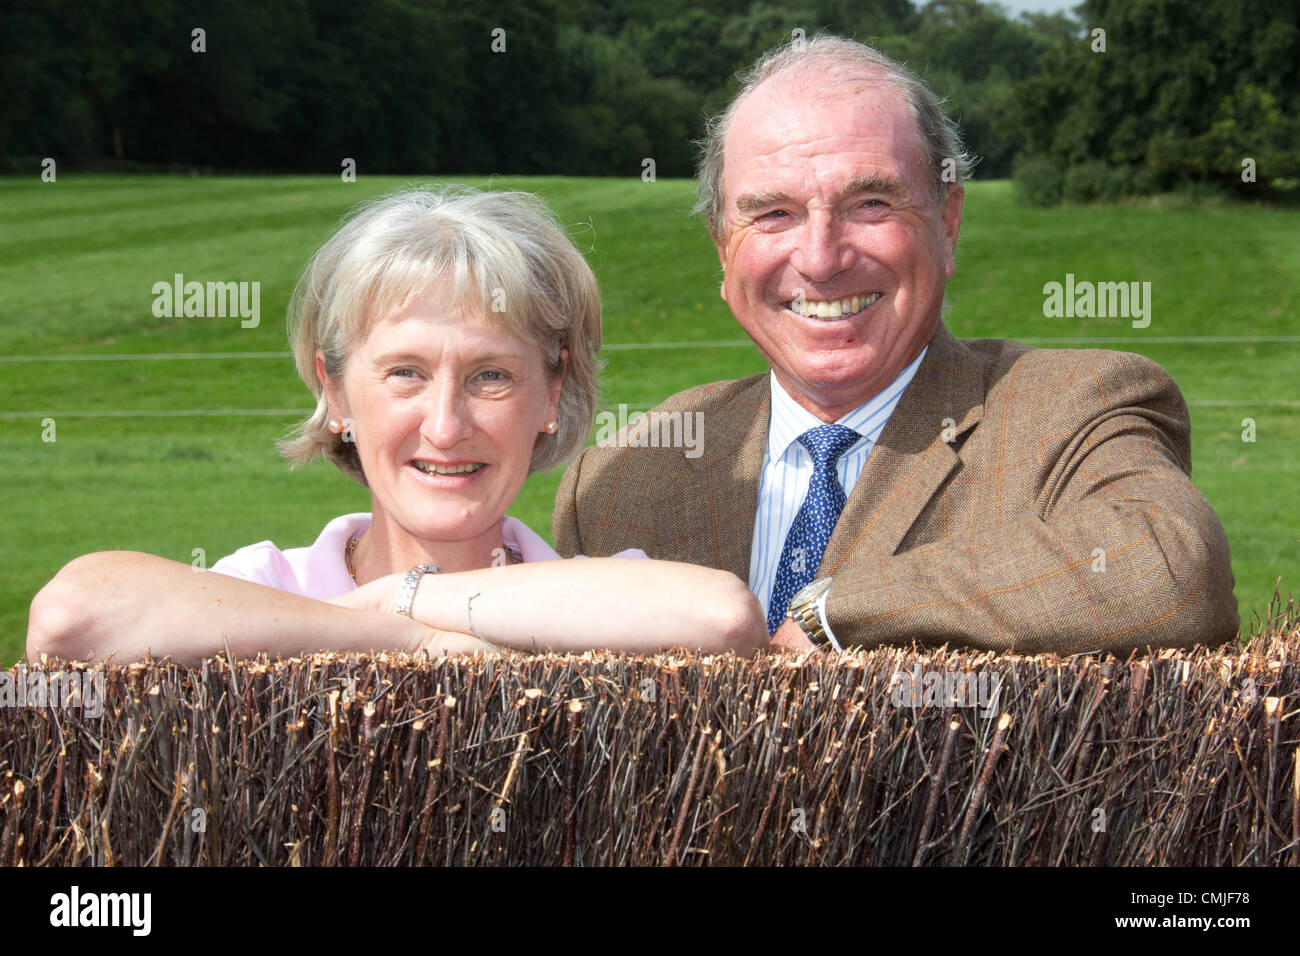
[3,335,1299,363]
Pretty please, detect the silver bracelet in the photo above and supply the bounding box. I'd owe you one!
[395,564,439,617]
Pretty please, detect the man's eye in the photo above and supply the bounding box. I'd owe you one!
[759,209,789,220]
[478,370,505,382]
[390,368,416,379]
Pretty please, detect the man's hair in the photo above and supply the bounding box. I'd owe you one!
[279,186,603,485]
[695,34,974,243]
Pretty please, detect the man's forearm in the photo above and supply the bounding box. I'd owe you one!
[825,490,1237,655]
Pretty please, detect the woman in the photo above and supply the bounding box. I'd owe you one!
[27,187,767,664]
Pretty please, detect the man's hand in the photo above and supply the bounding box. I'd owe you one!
[769,617,816,651]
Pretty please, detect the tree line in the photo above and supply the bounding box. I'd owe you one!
[2,0,1295,203]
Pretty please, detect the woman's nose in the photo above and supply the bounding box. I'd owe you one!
[421,382,475,448]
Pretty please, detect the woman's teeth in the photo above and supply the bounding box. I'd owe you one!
[787,293,882,318]
[412,461,483,475]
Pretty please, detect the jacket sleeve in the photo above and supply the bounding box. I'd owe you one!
[551,450,586,559]
[825,354,1239,655]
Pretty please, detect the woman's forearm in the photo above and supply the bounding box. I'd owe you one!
[27,551,488,665]
[407,559,767,656]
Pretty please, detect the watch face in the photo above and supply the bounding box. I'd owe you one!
[791,577,832,607]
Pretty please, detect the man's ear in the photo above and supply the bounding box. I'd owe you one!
[939,183,965,277]
[713,223,729,302]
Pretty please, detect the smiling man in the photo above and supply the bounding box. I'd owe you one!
[554,35,1238,654]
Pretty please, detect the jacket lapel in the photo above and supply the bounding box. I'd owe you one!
[674,375,768,580]
[821,324,986,574]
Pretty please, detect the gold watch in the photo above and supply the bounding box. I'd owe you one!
[786,577,834,649]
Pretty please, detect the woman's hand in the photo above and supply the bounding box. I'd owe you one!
[327,577,501,657]
[418,628,503,658]
[384,559,767,657]
[326,574,403,615]
[328,560,768,657]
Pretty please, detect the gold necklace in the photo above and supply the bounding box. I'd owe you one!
[348,535,522,579]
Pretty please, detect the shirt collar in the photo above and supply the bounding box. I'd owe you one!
[311,512,372,595]
[315,513,562,585]
[766,345,928,465]
[503,514,562,561]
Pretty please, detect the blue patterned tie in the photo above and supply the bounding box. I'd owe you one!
[767,424,861,634]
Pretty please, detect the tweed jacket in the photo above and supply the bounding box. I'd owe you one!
[553,323,1239,654]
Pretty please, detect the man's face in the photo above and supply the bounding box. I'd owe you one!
[715,73,964,421]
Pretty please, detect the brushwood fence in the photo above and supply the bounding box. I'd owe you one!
[2,632,1298,866]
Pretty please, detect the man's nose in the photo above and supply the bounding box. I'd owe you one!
[791,213,853,283]
[421,381,475,448]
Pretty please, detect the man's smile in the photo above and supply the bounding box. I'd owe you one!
[784,292,882,319]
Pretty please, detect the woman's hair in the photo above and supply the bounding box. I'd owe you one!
[278,185,603,486]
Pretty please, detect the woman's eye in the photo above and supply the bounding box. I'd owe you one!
[390,368,415,379]
[478,370,504,382]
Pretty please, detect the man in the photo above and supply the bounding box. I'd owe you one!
[553,35,1237,654]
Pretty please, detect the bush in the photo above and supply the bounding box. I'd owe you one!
[1012,154,1064,206]
[1062,160,1119,203]
[1173,179,1232,204]
[1022,161,1165,205]
[1113,163,1162,197]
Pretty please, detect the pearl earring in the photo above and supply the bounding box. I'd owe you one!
[328,419,343,434]
[545,420,558,434]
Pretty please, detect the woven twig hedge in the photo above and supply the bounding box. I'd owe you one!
[2,628,1298,866]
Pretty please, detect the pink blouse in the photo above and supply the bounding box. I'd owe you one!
[209,513,645,600]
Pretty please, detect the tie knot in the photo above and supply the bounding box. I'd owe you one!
[797,424,860,469]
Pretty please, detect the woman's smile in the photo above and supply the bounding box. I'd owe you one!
[406,458,489,484]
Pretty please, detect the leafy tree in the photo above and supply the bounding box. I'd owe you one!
[1010,0,1300,202]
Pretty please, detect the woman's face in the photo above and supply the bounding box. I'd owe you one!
[320,288,564,552]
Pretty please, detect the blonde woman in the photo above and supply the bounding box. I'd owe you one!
[28,188,766,664]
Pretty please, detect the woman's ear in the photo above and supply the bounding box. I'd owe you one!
[316,349,346,420]
[546,347,569,418]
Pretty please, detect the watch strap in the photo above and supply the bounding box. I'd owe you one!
[787,577,837,650]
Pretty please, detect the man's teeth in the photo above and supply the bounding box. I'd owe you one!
[412,461,483,475]
[787,293,881,318]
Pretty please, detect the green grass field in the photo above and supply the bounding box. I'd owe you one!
[2,175,1296,663]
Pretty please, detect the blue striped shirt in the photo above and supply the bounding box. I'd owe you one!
[748,347,927,622]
